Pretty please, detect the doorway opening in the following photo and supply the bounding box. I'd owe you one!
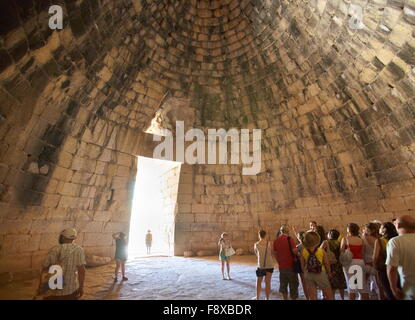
[128,156,181,258]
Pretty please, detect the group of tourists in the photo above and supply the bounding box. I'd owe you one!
[34,215,414,300]
[218,215,415,300]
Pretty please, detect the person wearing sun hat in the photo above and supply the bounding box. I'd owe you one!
[37,228,86,300]
[300,231,334,300]
[302,231,321,250]
[60,228,78,240]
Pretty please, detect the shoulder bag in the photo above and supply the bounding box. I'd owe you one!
[339,238,353,267]
[287,236,302,274]
[256,241,270,277]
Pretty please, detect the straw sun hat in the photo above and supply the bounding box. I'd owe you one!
[302,231,321,249]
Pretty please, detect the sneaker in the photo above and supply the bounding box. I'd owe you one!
[113,278,118,283]
[122,277,128,281]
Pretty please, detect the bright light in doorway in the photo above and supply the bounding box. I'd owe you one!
[128,156,181,258]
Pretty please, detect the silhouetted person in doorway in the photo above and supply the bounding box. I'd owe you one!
[146,230,153,255]
[113,232,128,282]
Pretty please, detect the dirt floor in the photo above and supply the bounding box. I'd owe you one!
[0,255,312,300]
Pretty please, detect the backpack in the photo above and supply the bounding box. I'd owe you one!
[306,248,323,273]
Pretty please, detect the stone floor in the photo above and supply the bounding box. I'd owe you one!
[0,255,312,300]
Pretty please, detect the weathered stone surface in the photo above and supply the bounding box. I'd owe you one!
[183,251,195,257]
[196,250,215,257]
[85,255,112,267]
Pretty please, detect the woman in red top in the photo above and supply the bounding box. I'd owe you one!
[340,223,369,300]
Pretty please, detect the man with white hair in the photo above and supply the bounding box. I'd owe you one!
[37,228,86,300]
[386,215,415,300]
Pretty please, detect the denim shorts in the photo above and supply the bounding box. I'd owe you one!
[256,268,274,277]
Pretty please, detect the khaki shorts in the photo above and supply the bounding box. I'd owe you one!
[304,271,331,289]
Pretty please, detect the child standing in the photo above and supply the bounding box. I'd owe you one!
[113,232,128,282]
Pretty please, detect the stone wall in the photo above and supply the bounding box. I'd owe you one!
[0,0,163,279]
[0,0,415,278]
[173,0,415,254]
[159,162,181,255]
